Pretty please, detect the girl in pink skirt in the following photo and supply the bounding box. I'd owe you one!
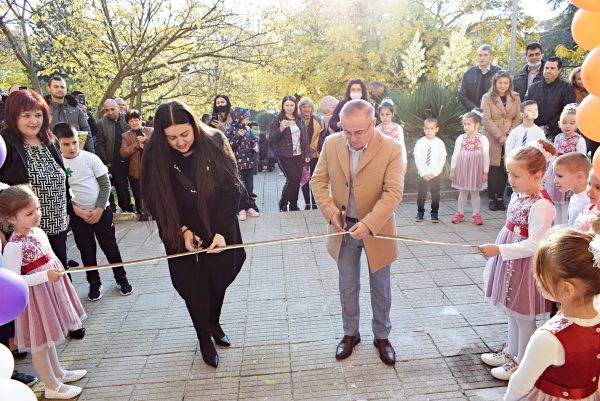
[0,185,87,400]
[545,104,586,225]
[451,109,490,225]
[504,228,600,401]
[479,140,556,382]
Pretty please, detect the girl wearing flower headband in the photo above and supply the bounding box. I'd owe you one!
[504,227,600,401]
[479,139,557,381]
[545,104,586,225]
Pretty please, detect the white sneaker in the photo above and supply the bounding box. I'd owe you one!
[246,208,260,217]
[237,210,247,221]
[44,383,83,399]
[491,359,519,381]
[61,369,87,383]
[481,351,510,367]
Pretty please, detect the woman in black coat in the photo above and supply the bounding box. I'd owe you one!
[268,95,309,211]
[140,100,245,368]
[328,78,369,133]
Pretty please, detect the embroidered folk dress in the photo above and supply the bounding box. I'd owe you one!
[451,133,490,191]
[3,228,86,353]
[504,312,600,401]
[484,190,555,318]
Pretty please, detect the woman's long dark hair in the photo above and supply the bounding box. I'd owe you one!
[141,100,240,249]
[278,95,299,121]
[343,78,368,102]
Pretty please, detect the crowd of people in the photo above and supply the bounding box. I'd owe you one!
[0,38,598,401]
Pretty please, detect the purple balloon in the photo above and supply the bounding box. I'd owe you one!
[0,135,5,168]
[0,269,29,326]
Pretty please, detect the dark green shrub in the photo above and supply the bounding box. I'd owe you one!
[387,82,466,191]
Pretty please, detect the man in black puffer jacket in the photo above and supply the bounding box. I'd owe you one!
[525,56,576,140]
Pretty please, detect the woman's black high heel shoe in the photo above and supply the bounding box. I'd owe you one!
[211,324,231,347]
[199,337,219,368]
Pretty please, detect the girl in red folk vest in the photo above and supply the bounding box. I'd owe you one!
[0,185,86,400]
[479,140,557,381]
[504,227,600,401]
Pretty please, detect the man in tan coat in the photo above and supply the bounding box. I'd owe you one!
[311,99,404,365]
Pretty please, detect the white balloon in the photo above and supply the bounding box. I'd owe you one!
[0,343,14,379]
[0,378,37,401]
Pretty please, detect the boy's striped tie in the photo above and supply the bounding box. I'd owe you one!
[426,145,431,166]
[521,131,528,146]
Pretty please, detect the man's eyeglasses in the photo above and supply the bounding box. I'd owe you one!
[342,120,373,138]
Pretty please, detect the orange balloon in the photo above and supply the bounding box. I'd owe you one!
[572,0,600,12]
[581,47,600,97]
[572,10,600,51]
[593,149,600,178]
[577,95,600,142]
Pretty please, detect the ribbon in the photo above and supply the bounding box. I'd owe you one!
[65,231,478,274]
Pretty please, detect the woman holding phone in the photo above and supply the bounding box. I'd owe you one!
[210,94,232,132]
[269,95,310,211]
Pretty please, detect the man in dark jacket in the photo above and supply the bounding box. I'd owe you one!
[458,44,503,111]
[45,76,95,152]
[96,99,133,213]
[525,56,576,140]
[514,42,544,101]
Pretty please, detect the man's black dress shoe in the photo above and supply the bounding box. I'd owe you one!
[335,334,361,360]
[373,338,396,365]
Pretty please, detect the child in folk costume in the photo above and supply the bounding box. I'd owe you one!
[479,140,557,381]
[376,99,407,175]
[0,185,87,400]
[545,104,586,225]
[451,109,490,225]
[504,228,600,401]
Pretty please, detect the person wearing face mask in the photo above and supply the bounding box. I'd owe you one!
[210,94,232,132]
[329,78,369,133]
[524,56,576,140]
[514,43,545,101]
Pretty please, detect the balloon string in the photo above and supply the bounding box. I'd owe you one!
[65,230,478,274]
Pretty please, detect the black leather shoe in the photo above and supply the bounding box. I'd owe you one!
[211,325,231,347]
[199,338,219,368]
[335,334,361,360]
[488,200,498,211]
[373,339,396,365]
[496,199,506,211]
[69,328,86,339]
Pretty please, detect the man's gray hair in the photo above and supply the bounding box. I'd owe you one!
[103,98,117,108]
[340,99,375,119]
[114,97,125,104]
[478,44,493,54]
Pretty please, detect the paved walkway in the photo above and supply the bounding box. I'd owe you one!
[18,169,516,401]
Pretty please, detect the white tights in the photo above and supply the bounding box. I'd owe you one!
[457,190,481,215]
[31,344,65,391]
[506,315,537,361]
